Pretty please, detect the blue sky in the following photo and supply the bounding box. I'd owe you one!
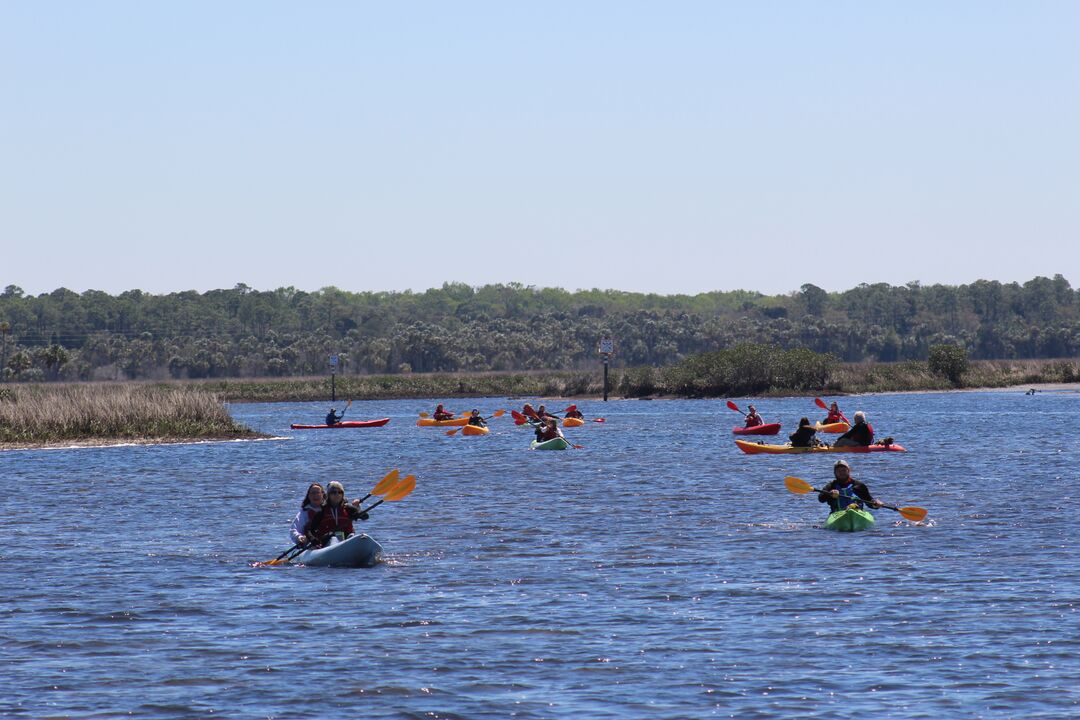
[2,2,1077,296]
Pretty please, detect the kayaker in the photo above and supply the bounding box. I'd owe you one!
[788,417,818,448]
[467,409,487,428]
[325,407,345,426]
[306,481,369,548]
[823,402,848,424]
[564,405,584,419]
[536,404,555,419]
[432,404,454,421]
[744,405,764,428]
[290,483,326,545]
[818,460,882,513]
[535,417,563,442]
[833,411,874,447]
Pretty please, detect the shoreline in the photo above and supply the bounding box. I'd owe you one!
[0,435,285,453]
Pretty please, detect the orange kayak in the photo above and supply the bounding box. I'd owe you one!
[461,424,490,436]
[416,417,469,427]
[562,417,585,427]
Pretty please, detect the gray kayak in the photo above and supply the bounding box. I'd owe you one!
[291,533,383,568]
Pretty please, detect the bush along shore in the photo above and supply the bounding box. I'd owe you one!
[184,344,1078,402]
[0,384,267,448]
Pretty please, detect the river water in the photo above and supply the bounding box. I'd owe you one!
[2,391,1078,718]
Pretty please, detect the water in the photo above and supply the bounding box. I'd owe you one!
[2,391,1079,718]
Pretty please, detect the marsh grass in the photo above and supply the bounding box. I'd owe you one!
[0,383,264,445]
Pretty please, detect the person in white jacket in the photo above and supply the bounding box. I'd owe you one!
[290,483,325,545]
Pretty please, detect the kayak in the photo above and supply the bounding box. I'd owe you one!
[562,417,585,427]
[735,439,907,454]
[291,533,383,568]
[813,422,850,433]
[290,418,391,430]
[732,423,781,436]
[825,507,876,532]
[417,417,469,427]
[530,437,570,450]
[461,424,490,436]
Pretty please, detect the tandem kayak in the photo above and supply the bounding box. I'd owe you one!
[813,422,850,433]
[417,417,470,427]
[732,423,781,436]
[825,507,876,532]
[290,418,391,430]
[735,439,907,454]
[461,424,491,436]
[530,437,571,450]
[562,417,585,427]
[291,534,383,568]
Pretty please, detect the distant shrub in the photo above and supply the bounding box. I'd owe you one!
[928,344,969,386]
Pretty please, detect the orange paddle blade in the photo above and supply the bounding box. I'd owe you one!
[898,506,928,522]
[784,476,816,494]
[491,409,506,417]
[384,475,416,501]
[371,469,400,494]
[446,428,460,436]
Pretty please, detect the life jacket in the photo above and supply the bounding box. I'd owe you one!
[825,412,843,423]
[537,425,560,441]
[468,416,486,427]
[311,504,354,540]
[745,414,763,427]
[830,482,864,512]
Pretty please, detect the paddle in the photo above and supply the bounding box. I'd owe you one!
[262,470,401,566]
[360,474,416,513]
[445,410,506,435]
[726,400,747,416]
[783,476,927,522]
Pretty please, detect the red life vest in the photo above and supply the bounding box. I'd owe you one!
[311,504,355,538]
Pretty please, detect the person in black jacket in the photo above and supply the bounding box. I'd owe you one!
[788,417,818,448]
[817,460,882,512]
[833,411,874,447]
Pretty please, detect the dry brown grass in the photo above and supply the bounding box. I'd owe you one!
[0,383,263,444]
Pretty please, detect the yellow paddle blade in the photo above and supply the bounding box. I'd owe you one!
[899,506,928,522]
[492,409,506,417]
[384,475,416,501]
[446,428,460,436]
[418,411,430,418]
[371,469,400,495]
[784,476,815,494]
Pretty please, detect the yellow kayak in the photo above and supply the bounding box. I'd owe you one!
[562,417,585,427]
[813,422,850,433]
[461,424,490,436]
[735,439,906,454]
[416,417,469,427]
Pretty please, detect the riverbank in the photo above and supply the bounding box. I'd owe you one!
[0,384,267,449]
[182,357,1079,402]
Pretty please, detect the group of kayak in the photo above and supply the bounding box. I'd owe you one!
[730,398,905,454]
[417,402,590,450]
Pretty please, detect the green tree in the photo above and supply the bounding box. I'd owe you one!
[928,344,969,385]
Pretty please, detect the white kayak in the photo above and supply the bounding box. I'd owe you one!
[291,533,383,568]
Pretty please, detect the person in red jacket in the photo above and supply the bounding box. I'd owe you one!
[432,404,454,421]
[535,417,563,442]
[744,405,764,428]
[306,481,369,547]
[823,402,849,425]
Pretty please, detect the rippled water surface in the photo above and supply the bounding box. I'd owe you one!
[3,391,1080,718]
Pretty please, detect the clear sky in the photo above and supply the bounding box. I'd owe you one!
[2,2,1077,297]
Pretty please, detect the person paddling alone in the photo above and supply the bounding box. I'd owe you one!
[744,405,764,428]
[823,401,848,425]
[564,405,584,420]
[818,460,882,513]
[833,411,874,447]
[467,409,487,428]
[432,404,454,421]
[325,407,345,426]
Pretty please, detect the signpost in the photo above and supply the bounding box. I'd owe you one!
[0,321,8,383]
[598,337,614,401]
[328,354,339,402]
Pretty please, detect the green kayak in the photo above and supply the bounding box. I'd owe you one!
[530,437,570,451]
[824,507,875,532]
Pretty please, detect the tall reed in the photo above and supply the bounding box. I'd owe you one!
[0,383,263,444]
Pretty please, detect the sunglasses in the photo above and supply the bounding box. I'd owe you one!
[328,489,344,495]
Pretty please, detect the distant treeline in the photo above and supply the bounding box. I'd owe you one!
[0,275,1076,382]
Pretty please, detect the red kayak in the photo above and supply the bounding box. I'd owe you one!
[290,418,391,430]
[733,423,781,436]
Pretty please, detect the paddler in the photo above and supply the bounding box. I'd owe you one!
[822,401,849,425]
[432,403,454,421]
[467,409,487,428]
[788,417,818,448]
[306,481,369,548]
[833,411,874,447]
[290,483,326,545]
[744,405,764,428]
[535,416,563,442]
[325,407,345,426]
[563,404,584,419]
[818,460,882,513]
